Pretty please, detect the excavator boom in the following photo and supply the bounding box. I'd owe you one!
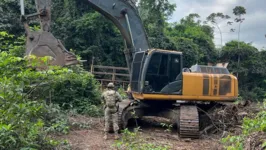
[88,0,150,71]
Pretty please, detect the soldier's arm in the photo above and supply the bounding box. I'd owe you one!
[116,92,122,102]
[101,93,105,105]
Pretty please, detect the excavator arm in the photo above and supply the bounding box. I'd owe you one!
[87,0,150,71]
[21,0,150,73]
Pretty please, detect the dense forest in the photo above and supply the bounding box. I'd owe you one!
[0,0,265,149]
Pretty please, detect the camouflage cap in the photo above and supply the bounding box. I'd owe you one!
[107,82,114,88]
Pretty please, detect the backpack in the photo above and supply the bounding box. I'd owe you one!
[105,90,117,108]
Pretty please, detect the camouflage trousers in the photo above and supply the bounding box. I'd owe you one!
[104,107,119,133]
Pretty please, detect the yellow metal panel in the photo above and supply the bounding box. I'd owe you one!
[205,74,211,96]
[218,74,235,97]
[182,73,203,96]
[132,93,237,101]
[132,72,238,102]
[233,76,238,97]
[211,74,219,96]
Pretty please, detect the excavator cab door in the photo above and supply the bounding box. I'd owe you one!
[130,52,146,93]
[166,54,183,94]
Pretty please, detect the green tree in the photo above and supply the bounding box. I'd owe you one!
[221,40,266,100]
[0,31,25,57]
[180,13,201,26]
[138,0,176,50]
[232,6,246,77]
[51,0,126,69]
[0,0,36,35]
[206,12,232,54]
[233,6,246,47]
[165,14,217,64]
[170,37,200,67]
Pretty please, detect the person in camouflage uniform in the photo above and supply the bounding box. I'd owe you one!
[101,82,122,140]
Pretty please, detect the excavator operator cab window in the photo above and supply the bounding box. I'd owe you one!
[143,52,182,94]
[131,52,146,92]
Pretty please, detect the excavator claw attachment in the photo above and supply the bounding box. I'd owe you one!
[21,0,79,67]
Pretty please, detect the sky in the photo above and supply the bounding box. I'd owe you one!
[166,0,266,50]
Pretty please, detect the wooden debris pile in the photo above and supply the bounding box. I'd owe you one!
[201,101,261,136]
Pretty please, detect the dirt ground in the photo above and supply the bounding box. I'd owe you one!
[56,115,225,150]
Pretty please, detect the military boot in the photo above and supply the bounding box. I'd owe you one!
[103,133,108,140]
[114,132,119,140]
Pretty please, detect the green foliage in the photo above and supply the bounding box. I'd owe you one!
[0,55,67,149]
[242,104,266,134]
[0,31,102,149]
[165,14,217,64]
[0,51,101,149]
[170,37,200,67]
[206,13,231,24]
[221,41,258,74]
[138,0,176,21]
[221,135,244,150]
[160,123,173,132]
[180,13,201,26]
[0,31,25,57]
[139,0,177,50]
[46,68,102,116]
[0,0,36,35]
[233,6,246,18]
[113,127,170,150]
[43,104,70,135]
[206,12,232,55]
[221,101,266,150]
[117,86,128,99]
[51,1,126,69]
[221,41,266,101]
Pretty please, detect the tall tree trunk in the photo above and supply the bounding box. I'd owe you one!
[216,23,223,58]
[237,15,242,78]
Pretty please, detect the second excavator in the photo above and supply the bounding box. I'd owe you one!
[20,0,238,138]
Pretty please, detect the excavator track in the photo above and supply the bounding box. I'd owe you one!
[179,105,200,138]
[118,105,127,130]
[118,100,147,131]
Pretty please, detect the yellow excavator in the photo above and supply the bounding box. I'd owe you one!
[20,0,238,138]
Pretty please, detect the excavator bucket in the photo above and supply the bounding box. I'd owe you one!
[21,0,80,67]
[25,31,79,66]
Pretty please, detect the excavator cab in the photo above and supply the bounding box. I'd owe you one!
[129,49,238,102]
[131,50,184,95]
